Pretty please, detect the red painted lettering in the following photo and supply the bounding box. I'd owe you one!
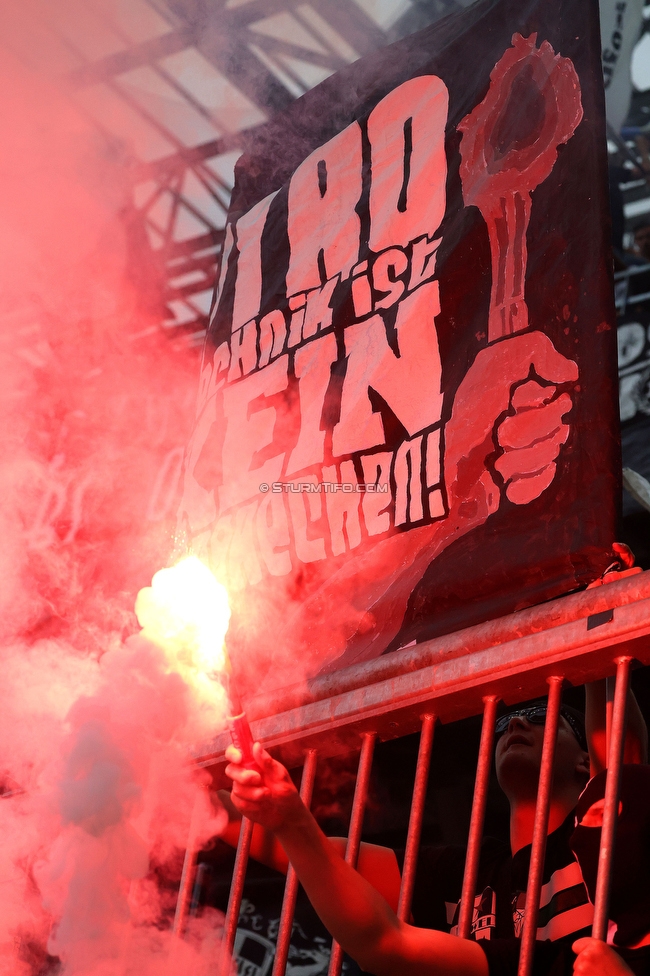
[288,332,338,475]
[286,475,325,562]
[372,247,408,310]
[394,435,424,525]
[228,320,258,381]
[256,490,292,576]
[323,460,362,555]
[231,191,278,332]
[258,310,287,368]
[368,76,448,253]
[286,122,363,295]
[360,453,392,536]
[332,281,443,456]
[220,356,288,512]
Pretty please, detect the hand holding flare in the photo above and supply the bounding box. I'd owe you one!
[135,556,258,767]
[222,644,259,770]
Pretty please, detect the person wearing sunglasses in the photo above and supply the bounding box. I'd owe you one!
[223,685,647,976]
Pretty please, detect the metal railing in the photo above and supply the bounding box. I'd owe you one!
[614,260,650,313]
[186,568,650,976]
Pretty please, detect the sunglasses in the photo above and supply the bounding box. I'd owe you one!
[495,705,587,751]
[495,705,547,735]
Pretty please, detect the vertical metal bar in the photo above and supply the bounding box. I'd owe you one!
[517,675,563,976]
[457,696,499,939]
[220,815,254,976]
[591,657,632,941]
[272,749,319,976]
[327,732,377,976]
[173,788,204,936]
[605,676,615,766]
[397,714,436,922]
[189,862,208,916]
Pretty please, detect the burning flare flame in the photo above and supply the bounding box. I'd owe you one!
[135,556,231,709]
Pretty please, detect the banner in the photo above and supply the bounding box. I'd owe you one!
[178,0,620,685]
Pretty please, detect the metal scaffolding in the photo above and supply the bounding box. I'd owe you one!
[0,0,467,348]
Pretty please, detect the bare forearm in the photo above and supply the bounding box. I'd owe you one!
[275,808,486,976]
[586,681,648,775]
[624,687,648,763]
[218,790,289,872]
[275,807,400,973]
[218,790,400,906]
[225,743,486,976]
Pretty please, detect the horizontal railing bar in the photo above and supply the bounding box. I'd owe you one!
[195,574,650,770]
[196,592,650,775]
[614,260,650,280]
[623,288,650,304]
[241,571,649,724]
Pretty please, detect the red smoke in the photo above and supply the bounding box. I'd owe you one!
[0,17,228,976]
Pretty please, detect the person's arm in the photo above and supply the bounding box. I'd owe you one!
[585,680,648,777]
[226,743,487,976]
[216,789,402,912]
[218,788,291,873]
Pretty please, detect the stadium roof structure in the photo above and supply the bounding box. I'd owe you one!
[2,0,649,345]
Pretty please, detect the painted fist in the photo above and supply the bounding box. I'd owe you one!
[494,378,573,505]
[445,330,578,519]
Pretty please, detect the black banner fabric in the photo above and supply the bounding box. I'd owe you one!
[179,0,620,686]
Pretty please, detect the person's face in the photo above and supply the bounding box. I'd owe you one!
[495,713,589,803]
[634,225,650,261]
